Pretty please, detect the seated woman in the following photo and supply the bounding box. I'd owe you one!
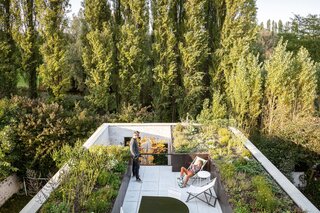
[178,159,203,188]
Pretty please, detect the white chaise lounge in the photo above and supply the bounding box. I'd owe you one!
[186,177,217,207]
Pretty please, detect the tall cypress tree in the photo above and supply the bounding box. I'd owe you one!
[293,47,317,116]
[179,0,209,118]
[214,0,258,91]
[117,0,150,106]
[66,12,87,93]
[0,0,18,98]
[152,0,179,121]
[228,52,262,132]
[14,0,40,98]
[37,0,70,98]
[82,0,115,111]
[263,39,294,133]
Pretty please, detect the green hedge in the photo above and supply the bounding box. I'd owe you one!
[0,96,108,179]
[41,144,129,213]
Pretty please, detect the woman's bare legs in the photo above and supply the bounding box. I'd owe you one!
[183,171,194,187]
[180,167,188,177]
[179,167,194,187]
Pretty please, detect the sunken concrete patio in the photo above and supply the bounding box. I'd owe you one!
[123,166,222,213]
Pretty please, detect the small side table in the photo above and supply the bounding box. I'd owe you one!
[197,171,211,186]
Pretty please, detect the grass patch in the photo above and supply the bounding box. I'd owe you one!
[0,193,32,213]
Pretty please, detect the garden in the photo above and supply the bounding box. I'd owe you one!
[40,143,129,213]
[172,123,302,212]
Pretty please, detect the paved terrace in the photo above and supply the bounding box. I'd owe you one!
[123,166,222,213]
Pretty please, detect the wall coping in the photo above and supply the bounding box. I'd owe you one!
[229,127,320,213]
[0,174,22,207]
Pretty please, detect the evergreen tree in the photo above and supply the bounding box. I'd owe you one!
[0,0,18,98]
[293,47,317,116]
[66,12,87,93]
[152,0,179,121]
[179,0,209,118]
[37,0,70,98]
[278,20,283,33]
[214,0,258,91]
[82,0,115,111]
[271,20,277,33]
[228,52,262,132]
[264,39,294,133]
[14,0,41,98]
[197,92,227,124]
[117,0,150,106]
[266,19,271,31]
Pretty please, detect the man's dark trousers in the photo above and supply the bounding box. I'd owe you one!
[132,156,140,179]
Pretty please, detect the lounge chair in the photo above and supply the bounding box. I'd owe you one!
[186,177,217,207]
[188,156,208,184]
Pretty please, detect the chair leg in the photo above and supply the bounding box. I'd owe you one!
[186,193,191,202]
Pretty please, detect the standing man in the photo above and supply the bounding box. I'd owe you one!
[130,131,142,182]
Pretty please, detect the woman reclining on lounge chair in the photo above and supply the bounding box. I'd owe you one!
[178,159,203,188]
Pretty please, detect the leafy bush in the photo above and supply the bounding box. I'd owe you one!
[41,144,129,213]
[85,187,117,213]
[0,126,18,180]
[172,123,206,153]
[97,170,109,186]
[252,176,278,211]
[109,103,155,122]
[0,96,108,177]
[41,201,70,213]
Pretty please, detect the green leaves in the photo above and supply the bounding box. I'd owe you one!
[179,0,209,118]
[37,0,70,99]
[84,24,114,111]
[152,0,179,121]
[228,53,262,132]
[264,39,317,133]
[45,144,129,212]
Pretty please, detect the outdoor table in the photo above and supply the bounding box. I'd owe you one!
[138,196,189,213]
[197,171,211,186]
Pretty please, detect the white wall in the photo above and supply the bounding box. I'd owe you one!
[0,174,22,207]
[108,123,173,146]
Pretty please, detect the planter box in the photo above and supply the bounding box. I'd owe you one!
[111,162,131,213]
[0,174,22,207]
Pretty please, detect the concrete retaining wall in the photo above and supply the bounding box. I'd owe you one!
[108,123,173,145]
[0,174,22,207]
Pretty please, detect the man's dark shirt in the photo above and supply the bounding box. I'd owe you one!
[130,138,139,158]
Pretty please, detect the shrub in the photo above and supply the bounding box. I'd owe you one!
[42,144,129,212]
[0,96,107,177]
[85,187,117,213]
[0,126,18,180]
[109,103,155,122]
[218,128,231,137]
[41,201,70,213]
[252,176,278,211]
[241,149,252,158]
[97,170,108,186]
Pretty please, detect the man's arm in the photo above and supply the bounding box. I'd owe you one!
[129,139,135,156]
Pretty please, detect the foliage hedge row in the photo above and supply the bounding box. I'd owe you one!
[0,96,108,180]
[41,144,129,213]
[0,96,154,181]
